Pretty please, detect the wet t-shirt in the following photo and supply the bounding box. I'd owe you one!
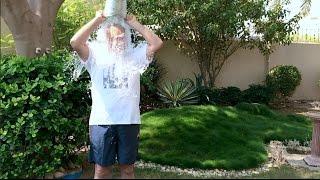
[81,41,151,125]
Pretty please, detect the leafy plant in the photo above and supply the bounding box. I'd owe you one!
[242,84,274,105]
[266,65,302,101]
[0,33,15,54]
[189,73,215,105]
[254,0,302,76]
[157,79,198,107]
[140,59,166,113]
[140,58,165,98]
[211,87,242,106]
[0,51,91,178]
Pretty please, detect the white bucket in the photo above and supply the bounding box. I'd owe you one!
[104,0,127,18]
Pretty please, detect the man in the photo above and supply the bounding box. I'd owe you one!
[70,10,163,179]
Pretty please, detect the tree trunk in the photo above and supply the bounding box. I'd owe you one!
[1,0,64,57]
[264,53,270,77]
[198,58,211,88]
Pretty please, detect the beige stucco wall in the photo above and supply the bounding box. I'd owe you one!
[270,43,320,100]
[157,41,320,100]
[1,17,10,35]
[1,17,319,100]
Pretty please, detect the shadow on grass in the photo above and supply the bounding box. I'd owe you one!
[139,104,312,170]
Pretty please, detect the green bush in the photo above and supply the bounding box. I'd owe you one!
[0,34,15,54]
[0,51,91,178]
[266,65,302,100]
[140,59,166,112]
[191,74,215,105]
[211,87,242,106]
[242,84,274,105]
[140,58,165,98]
[197,86,216,105]
[187,74,243,106]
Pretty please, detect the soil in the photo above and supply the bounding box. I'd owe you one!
[269,100,320,115]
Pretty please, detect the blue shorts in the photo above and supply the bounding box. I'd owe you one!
[88,124,140,167]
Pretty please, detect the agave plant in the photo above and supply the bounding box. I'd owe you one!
[157,79,199,107]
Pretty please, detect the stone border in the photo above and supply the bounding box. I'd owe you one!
[134,140,314,178]
[135,160,272,178]
[47,140,314,178]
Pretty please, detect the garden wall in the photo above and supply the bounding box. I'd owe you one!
[1,18,319,100]
[157,41,320,100]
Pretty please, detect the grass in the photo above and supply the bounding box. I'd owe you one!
[246,166,320,179]
[139,103,312,170]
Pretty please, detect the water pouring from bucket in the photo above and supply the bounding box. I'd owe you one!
[70,0,135,81]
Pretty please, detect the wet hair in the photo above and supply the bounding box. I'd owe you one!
[96,17,130,41]
[105,24,125,41]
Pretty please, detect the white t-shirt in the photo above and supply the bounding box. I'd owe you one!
[81,42,151,125]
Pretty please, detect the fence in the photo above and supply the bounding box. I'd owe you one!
[292,27,320,43]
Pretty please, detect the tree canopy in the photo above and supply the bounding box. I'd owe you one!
[128,0,301,87]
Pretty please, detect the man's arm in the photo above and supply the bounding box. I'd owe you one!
[125,15,163,60]
[70,11,106,61]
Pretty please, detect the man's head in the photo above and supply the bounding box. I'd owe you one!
[106,24,127,53]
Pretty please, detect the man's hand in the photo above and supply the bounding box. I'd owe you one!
[70,10,107,61]
[125,15,138,26]
[124,14,163,61]
[94,10,106,24]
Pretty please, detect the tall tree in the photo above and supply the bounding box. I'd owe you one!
[1,0,64,57]
[129,0,300,87]
[254,0,302,76]
[299,0,312,17]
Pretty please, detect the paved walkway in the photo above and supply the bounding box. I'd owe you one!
[285,153,320,171]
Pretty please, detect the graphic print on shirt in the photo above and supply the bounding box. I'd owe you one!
[103,63,129,89]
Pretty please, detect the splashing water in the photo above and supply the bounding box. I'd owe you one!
[66,0,150,82]
[68,15,146,81]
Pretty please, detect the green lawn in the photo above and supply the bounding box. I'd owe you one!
[139,103,312,170]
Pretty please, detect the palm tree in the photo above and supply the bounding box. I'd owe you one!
[271,0,312,17]
[300,0,312,17]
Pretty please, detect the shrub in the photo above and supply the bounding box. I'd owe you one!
[140,58,165,98]
[140,59,166,113]
[266,65,302,100]
[197,86,216,105]
[242,84,274,105]
[157,79,199,107]
[0,34,15,54]
[192,73,216,105]
[211,86,242,106]
[0,51,91,178]
[188,74,243,106]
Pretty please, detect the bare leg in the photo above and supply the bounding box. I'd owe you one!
[94,164,113,179]
[119,164,135,179]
